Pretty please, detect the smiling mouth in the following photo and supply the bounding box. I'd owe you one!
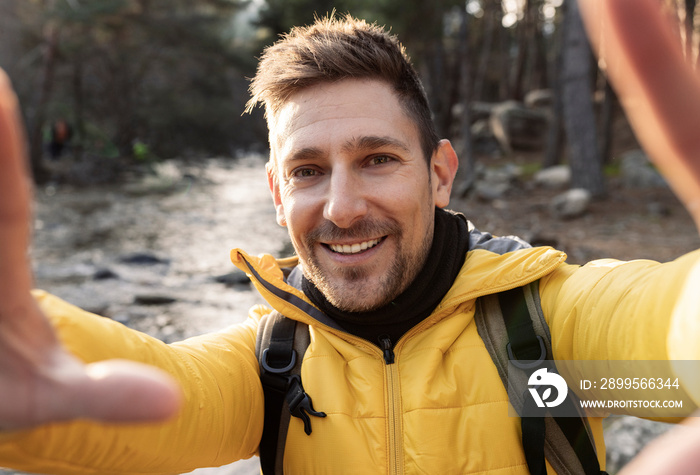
[325,237,384,255]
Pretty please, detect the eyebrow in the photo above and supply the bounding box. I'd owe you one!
[287,147,326,163]
[342,135,411,154]
[285,135,411,164]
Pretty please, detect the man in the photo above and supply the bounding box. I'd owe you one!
[0,0,699,474]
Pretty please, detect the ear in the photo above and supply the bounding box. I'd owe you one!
[431,139,459,208]
[266,161,287,227]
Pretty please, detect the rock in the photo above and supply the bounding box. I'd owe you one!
[490,100,549,153]
[474,164,522,201]
[550,188,591,219]
[526,234,559,249]
[483,163,522,183]
[214,270,251,286]
[84,306,109,316]
[470,119,502,156]
[112,314,131,325]
[524,89,554,110]
[620,150,667,188]
[119,252,170,265]
[93,268,119,280]
[134,294,178,305]
[476,181,511,201]
[604,416,673,473]
[647,201,671,217]
[534,165,572,189]
[469,101,496,122]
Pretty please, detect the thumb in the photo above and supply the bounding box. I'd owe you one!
[42,356,183,426]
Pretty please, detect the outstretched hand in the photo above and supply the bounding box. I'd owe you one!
[580,0,700,230]
[578,1,700,474]
[0,69,181,430]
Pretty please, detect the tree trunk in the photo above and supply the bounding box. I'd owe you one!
[29,20,59,183]
[509,0,531,101]
[72,46,85,161]
[454,8,475,196]
[429,38,449,138]
[473,0,497,101]
[598,78,616,165]
[499,13,511,101]
[561,0,605,196]
[527,0,548,92]
[543,14,565,169]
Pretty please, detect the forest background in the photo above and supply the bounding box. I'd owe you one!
[1,0,688,191]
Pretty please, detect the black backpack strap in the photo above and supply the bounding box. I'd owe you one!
[255,311,325,475]
[476,282,607,475]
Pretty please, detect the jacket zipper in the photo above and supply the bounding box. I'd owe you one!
[380,336,403,475]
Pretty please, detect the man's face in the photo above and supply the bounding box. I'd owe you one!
[267,79,457,312]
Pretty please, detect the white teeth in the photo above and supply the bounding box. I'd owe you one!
[329,238,380,254]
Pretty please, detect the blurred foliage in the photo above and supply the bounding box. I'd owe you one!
[2,0,695,188]
[10,0,259,165]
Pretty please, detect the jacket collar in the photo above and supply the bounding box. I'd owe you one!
[229,226,566,330]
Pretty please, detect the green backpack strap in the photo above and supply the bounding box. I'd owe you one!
[475,281,607,475]
[255,311,324,475]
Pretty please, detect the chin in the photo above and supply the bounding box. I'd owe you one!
[333,297,385,313]
[324,281,395,312]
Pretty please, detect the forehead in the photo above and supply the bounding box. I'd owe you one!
[270,79,420,162]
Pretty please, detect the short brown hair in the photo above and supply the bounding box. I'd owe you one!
[247,14,439,162]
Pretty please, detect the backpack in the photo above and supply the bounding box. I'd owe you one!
[255,281,607,475]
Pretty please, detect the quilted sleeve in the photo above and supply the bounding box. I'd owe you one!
[0,291,265,475]
[539,249,700,408]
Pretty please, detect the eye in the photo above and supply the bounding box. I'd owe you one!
[290,167,322,178]
[368,155,393,166]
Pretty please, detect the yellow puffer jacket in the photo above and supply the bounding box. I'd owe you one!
[1,239,699,475]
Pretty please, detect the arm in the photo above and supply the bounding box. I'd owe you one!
[576,0,700,393]
[0,69,180,429]
[567,2,700,473]
[0,292,264,475]
[580,0,700,229]
[539,252,700,362]
[0,69,264,472]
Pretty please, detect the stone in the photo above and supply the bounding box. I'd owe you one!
[534,165,572,189]
[214,270,251,286]
[93,268,119,280]
[134,294,177,305]
[604,416,673,473]
[473,164,522,201]
[470,119,502,156]
[119,252,170,265]
[550,188,591,219]
[524,89,554,109]
[619,149,667,188]
[490,100,549,153]
[476,181,511,201]
[647,201,671,217]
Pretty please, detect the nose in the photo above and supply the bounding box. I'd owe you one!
[323,167,368,228]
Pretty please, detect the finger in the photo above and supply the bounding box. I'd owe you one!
[77,360,183,422]
[619,414,700,475]
[0,69,34,304]
[579,0,700,225]
[29,356,183,428]
[0,70,57,349]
